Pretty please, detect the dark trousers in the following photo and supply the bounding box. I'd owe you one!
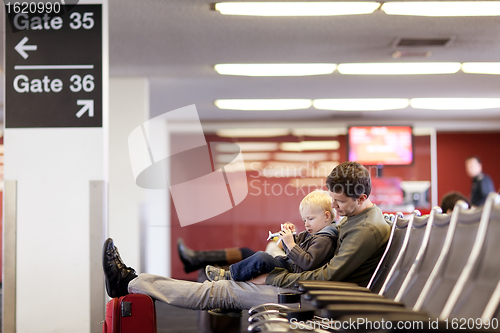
[229,251,291,281]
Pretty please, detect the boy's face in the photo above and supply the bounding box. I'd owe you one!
[329,191,365,217]
[300,206,331,234]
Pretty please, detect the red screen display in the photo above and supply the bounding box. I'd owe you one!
[348,126,413,165]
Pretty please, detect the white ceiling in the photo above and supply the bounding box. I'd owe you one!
[4,0,500,130]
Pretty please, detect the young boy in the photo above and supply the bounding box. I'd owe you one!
[205,189,338,282]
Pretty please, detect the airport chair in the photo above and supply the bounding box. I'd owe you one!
[296,211,411,296]
[442,193,500,321]
[394,209,453,308]
[247,212,411,330]
[246,213,403,330]
[325,195,499,324]
[305,209,431,307]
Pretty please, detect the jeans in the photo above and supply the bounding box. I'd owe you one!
[229,251,291,281]
[128,273,295,310]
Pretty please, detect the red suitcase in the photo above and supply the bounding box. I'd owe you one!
[103,294,157,333]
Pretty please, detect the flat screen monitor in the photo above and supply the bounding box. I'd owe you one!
[348,126,413,166]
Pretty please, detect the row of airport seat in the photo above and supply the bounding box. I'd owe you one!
[246,192,500,332]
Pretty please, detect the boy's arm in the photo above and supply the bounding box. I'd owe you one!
[286,234,336,271]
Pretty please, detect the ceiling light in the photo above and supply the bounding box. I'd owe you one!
[462,62,500,75]
[313,98,410,111]
[410,98,500,110]
[291,128,348,136]
[274,152,328,162]
[214,2,380,16]
[216,152,271,164]
[267,161,309,168]
[216,161,263,172]
[280,141,340,151]
[215,142,279,152]
[337,63,461,75]
[381,1,500,16]
[216,128,290,138]
[215,99,312,110]
[214,63,337,76]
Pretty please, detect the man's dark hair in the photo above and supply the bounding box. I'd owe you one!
[326,161,371,199]
[440,191,471,213]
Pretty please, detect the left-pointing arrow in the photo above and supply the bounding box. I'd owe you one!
[76,100,94,118]
[15,37,37,59]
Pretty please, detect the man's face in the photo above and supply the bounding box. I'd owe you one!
[465,158,482,178]
[329,191,364,217]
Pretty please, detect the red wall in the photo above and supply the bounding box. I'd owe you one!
[170,132,500,280]
[170,133,436,280]
[436,132,500,205]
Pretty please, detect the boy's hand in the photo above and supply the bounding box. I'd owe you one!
[280,229,296,250]
[281,222,296,233]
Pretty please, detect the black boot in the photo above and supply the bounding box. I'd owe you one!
[103,238,138,298]
[177,238,230,273]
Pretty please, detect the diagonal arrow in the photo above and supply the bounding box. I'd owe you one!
[76,100,94,118]
[15,37,37,59]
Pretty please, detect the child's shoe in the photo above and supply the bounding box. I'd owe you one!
[205,265,232,282]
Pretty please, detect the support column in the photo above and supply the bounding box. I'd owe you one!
[109,78,170,277]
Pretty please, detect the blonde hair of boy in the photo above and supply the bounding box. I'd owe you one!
[299,190,335,223]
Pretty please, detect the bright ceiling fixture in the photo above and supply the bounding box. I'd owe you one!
[280,141,340,151]
[214,2,380,16]
[291,128,348,136]
[215,99,312,110]
[462,62,500,75]
[274,152,329,162]
[410,98,500,110]
[313,98,410,111]
[337,63,461,75]
[381,1,500,16]
[214,63,337,76]
[215,142,279,152]
[216,128,290,138]
[216,152,271,163]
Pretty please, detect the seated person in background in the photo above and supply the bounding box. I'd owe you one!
[177,235,285,274]
[440,191,472,214]
[177,239,257,274]
[205,190,338,282]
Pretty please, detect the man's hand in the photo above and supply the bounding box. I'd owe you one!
[248,273,269,285]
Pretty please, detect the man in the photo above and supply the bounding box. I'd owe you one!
[103,161,391,310]
[465,156,495,207]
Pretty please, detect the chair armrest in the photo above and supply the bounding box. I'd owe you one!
[312,296,404,309]
[294,280,359,289]
[297,283,370,293]
[304,290,385,301]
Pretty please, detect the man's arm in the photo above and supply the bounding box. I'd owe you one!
[265,226,381,288]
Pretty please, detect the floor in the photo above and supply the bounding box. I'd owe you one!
[156,302,250,333]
